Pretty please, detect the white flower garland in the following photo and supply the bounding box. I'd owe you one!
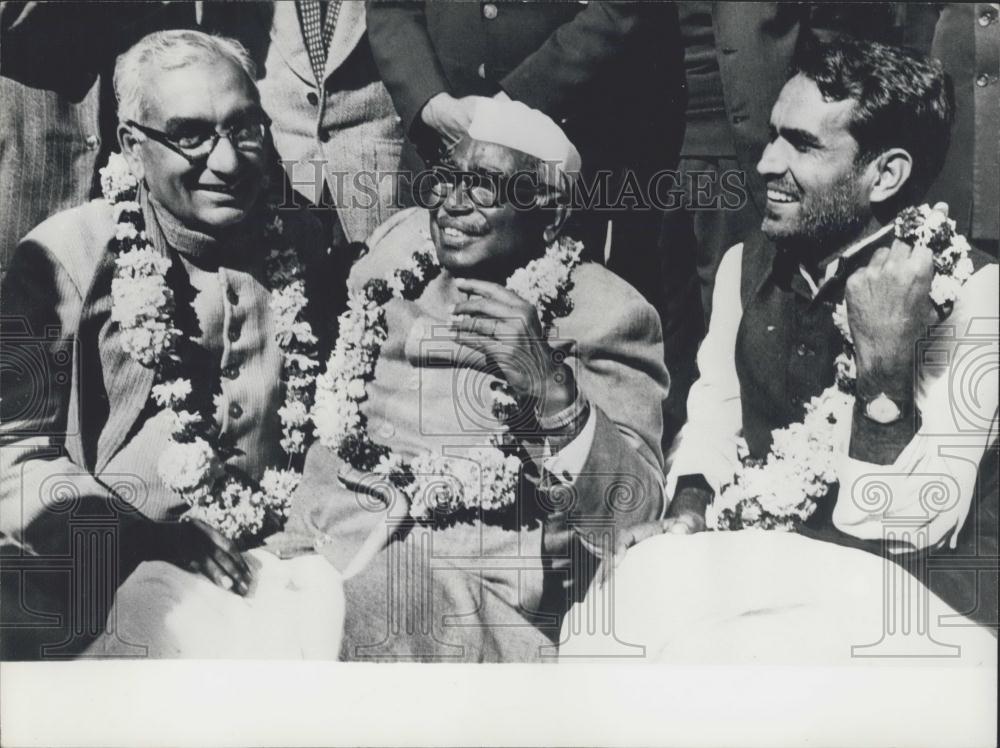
[313,232,584,522]
[708,204,973,531]
[99,153,320,541]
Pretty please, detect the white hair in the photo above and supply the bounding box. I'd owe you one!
[114,30,257,122]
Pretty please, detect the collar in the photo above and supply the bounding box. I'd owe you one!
[766,223,895,303]
[800,223,895,296]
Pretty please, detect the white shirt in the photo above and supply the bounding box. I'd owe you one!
[668,234,999,550]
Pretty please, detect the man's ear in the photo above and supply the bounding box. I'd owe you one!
[538,181,572,244]
[118,122,146,181]
[867,147,912,206]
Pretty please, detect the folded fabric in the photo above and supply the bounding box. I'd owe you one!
[88,549,344,659]
[559,531,998,666]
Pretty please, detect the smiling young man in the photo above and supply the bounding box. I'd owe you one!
[0,30,341,658]
[609,37,999,630]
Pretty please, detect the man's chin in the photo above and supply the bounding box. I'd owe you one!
[435,244,507,281]
[761,217,797,243]
[193,205,254,232]
[435,245,480,276]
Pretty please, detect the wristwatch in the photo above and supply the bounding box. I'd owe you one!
[859,392,909,425]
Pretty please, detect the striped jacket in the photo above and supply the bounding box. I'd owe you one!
[204,1,416,244]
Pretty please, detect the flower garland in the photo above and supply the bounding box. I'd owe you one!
[99,153,321,541]
[708,204,973,531]
[312,232,584,522]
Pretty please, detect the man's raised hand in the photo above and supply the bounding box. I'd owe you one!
[845,237,936,398]
[450,278,576,418]
[421,93,482,146]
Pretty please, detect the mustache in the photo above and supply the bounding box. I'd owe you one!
[766,180,801,198]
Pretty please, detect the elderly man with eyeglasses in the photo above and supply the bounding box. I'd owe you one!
[255,97,668,661]
[0,30,345,659]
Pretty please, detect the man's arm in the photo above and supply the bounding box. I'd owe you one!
[836,260,999,549]
[603,244,745,563]
[540,274,671,544]
[1,234,154,564]
[448,269,668,530]
[499,1,651,118]
[665,244,747,506]
[845,241,934,466]
[0,232,101,554]
[1,230,251,592]
[364,1,451,141]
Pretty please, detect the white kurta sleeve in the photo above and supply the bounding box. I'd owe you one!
[833,264,999,549]
[666,243,746,499]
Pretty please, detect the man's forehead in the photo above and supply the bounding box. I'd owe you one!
[141,57,257,123]
[772,74,857,142]
[451,138,534,174]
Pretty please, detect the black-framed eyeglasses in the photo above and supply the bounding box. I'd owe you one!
[422,164,545,209]
[126,113,271,165]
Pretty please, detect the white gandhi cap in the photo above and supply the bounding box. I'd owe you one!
[466,97,582,189]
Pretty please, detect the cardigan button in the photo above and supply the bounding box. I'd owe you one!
[482,3,498,20]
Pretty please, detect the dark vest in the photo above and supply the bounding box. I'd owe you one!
[734,231,852,459]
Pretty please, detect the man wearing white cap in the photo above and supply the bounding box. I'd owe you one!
[281,96,670,661]
[98,98,670,660]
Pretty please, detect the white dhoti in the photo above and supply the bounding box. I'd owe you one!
[89,549,344,659]
[558,531,998,666]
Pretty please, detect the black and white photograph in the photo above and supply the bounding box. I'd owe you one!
[0,1,996,746]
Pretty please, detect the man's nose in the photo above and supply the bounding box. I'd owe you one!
[756,140,784,179]
[442,184,474,214]
[205,135,241,176]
